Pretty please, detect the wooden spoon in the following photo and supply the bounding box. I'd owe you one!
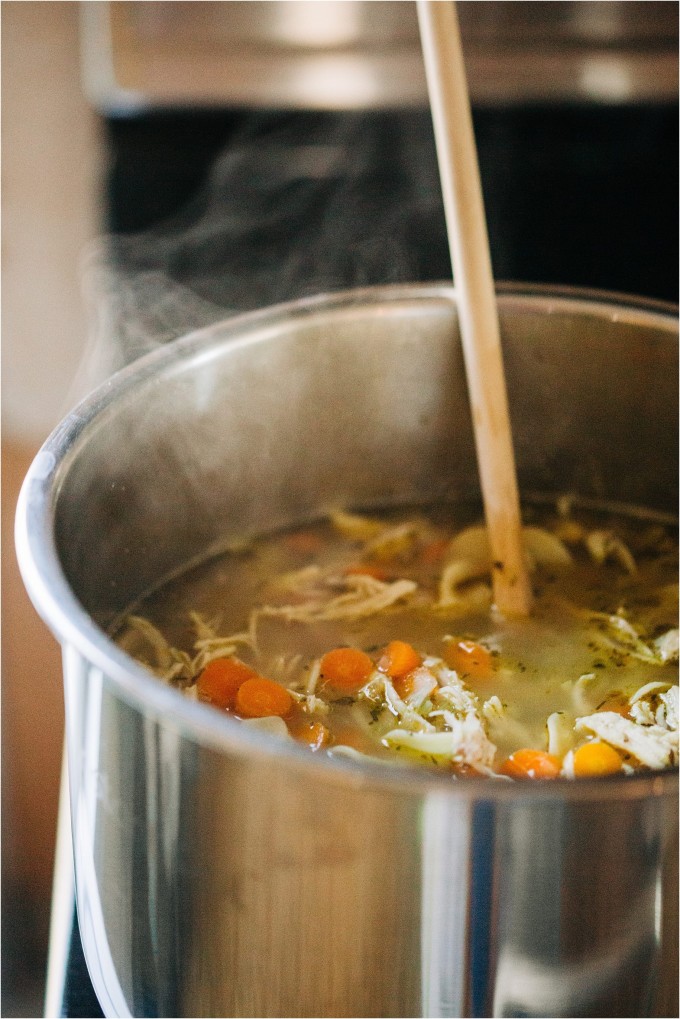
[417,0,532,616]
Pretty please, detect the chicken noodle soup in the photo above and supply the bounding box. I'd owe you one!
[116,499,678,779]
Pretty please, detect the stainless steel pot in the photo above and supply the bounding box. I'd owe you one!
[16,284,678,1018]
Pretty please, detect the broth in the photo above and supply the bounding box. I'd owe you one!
[116,499,678,779]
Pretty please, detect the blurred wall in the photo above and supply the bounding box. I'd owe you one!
[1,0,103,1005]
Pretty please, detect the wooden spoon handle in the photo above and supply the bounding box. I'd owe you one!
[417,0,532,616]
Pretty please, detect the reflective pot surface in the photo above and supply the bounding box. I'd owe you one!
[16,284,678,1017]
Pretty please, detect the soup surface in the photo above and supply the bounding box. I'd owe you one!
[116,499,678,779]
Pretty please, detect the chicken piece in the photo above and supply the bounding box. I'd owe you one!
[575,711,678,770]
[383,712,496,770]
[260,574,416,622]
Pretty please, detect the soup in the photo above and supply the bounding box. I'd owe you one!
[116,498,678,779]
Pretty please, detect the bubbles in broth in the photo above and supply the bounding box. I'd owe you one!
[116,499,678,779]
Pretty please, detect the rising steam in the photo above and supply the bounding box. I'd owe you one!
[78,111,449,386]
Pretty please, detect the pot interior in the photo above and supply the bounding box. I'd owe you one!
[50,287,677,635]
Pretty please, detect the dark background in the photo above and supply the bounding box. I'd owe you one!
[105,104,678,315]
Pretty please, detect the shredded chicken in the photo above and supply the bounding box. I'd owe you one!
[379,675,436,733]
[259,574,417,622]
[433,676,482,718]
[118,616,196,684]
[569,673,599,715]
[118,615,176,669]
[629,683,678,729]
[546,711,577,758]
[118,613,258,685]
[580,611,674,666]
[662,685,679,730]
[289,690,330,715]
[575,711,678,770]
[115,503,677,780]
[383,713,496,770]
[378,658,499,769]
[654,628,679,664]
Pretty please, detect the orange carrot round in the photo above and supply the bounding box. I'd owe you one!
[393,671,417,700]
[443,639,493,680]
[573,741,622,777]
[289,717,332,751]
[235,676,293,719]
[393,665,437,703]
[319,647,374,692]
[197,657,258,710]
[377,640,422,679]
[500,749,562,780]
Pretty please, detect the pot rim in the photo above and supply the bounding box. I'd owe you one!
[15,281,679,801]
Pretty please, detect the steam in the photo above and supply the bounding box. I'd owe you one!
[78,111,448,383]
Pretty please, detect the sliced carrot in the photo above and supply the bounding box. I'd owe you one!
[235,676,293,719]
[443,639,493,681]
[393,665,437,703]
[197,657,258,710]
[345,563,389,581]
[288,717,332,751]
[393,670,417,700]
[319,647,374,692]
[377,640,422,679]
[573,741,622,777]
[500,749,562,780]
